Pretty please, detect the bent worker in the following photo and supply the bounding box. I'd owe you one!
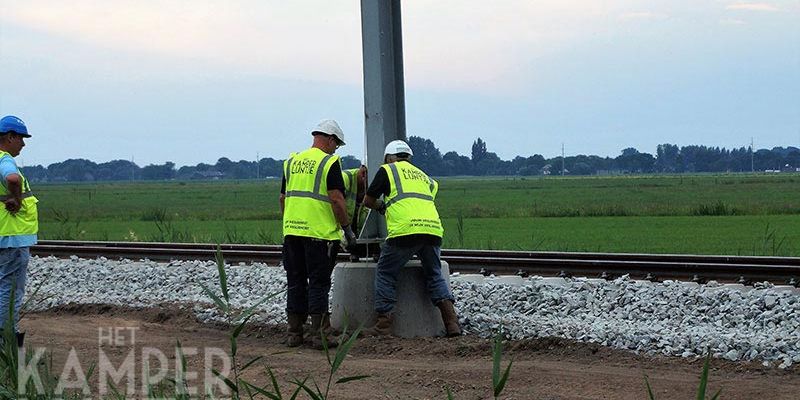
[341,165,367,235]
[362,140,461,337]
[0,115,38,347]
[280,119,356,349]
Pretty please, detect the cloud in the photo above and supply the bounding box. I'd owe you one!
[719,18,747,24]
[725,3,779,11]
[0,1,364,84]
[401,0,644,93]
[0,0,648,94]
[618,12,669,20]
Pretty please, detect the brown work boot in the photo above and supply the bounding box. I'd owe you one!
[309,313,339,350]
[437,300,462,337]
[286,313,306,347]
[361,313,394,337]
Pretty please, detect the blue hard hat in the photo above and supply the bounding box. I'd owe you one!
[0,115,31,137]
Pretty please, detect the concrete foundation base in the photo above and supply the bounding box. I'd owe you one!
[330,260,451,338]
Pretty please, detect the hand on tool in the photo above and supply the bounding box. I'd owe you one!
[343,224,357,249]
[374,199,387,215]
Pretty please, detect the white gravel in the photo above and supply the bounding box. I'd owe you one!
[454,275,800,370]
[26,256,800,369]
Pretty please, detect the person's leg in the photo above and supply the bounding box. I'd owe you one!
[282,236,309,315]
[0,248,23,333]
[415,245,454,305]
[373,242,417,314]
[306,239,339,349]
[416,244,461,336]
[361,241,417,337]
[12,248,28,333]
[305,239,337,315]
[282,236,308,347]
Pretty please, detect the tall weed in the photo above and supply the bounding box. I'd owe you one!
[200,246,368,399]
[445,331,513,399]
[256,226,276,244]
[754,223,789,256]
[691,201,736,216]
[456,213,465,248]
[45,209,85,240]
[644,351,721,400]
[146,207,190,242]
[220,224,245,244]
[0,281,95,398]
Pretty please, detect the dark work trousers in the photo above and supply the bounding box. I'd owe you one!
[282,235,339,315]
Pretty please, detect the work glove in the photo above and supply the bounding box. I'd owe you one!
[342,224,357,250]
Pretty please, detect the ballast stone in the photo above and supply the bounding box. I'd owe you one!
[24,256,800,368]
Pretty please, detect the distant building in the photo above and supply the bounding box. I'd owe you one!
[596,169,625,176]
[191,170,225,180]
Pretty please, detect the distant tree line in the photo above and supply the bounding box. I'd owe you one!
[408,137,800,177]
[19,155,362,183]
[19,137,800,182]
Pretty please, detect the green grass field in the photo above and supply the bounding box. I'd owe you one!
[32,174,800,256]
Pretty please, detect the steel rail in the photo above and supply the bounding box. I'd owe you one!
[31,240,800,285]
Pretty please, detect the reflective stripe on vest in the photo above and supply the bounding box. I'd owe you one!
[285,154,334,203]
[282,148,340,240]
[384,163,435,208]
[0,151,39,237]
[382,161,443,239]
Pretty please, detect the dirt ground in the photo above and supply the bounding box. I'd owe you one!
[19,304,799,399]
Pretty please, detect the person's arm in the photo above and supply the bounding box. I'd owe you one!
[3,173,22,214]
[328,189,350,227]
[355,165,367,204]
[1,157,22,214]
[279,176,286,215]
[363,194,379,210]
[350,204,361,232]
[363,167,389,213]
[430,178,439,200]
[326,161,350,227]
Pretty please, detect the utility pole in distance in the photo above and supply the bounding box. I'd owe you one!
[561,143,565,176]
[750,137,754,173]
[256,152,260,180]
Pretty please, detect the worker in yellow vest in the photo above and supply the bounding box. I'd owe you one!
[341,165,367,233]
[280,119,356,349]
[362,140,461,337]
[341,166,365,202]
[0,115,37,348]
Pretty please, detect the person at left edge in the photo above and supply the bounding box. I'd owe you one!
[279,119,356,349]
[0,115,37,348]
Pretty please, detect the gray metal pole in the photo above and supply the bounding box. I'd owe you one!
[359,0,406,240]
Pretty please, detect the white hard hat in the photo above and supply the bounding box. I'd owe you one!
[384,140,413,156]
[312,119,345,145]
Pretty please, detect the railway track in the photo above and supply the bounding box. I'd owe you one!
[31,240,800,285]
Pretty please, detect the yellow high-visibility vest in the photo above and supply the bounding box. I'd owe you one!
[0,151,38,237]
[382,161,443,239]
[342,168,359,200]
[282,147,341,240]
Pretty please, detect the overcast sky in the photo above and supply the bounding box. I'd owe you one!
[1,1,798,167]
